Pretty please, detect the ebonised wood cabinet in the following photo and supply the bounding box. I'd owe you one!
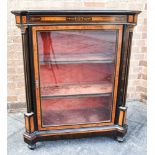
[11,10,141,149]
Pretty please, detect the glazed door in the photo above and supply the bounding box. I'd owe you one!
[32,25,123,130]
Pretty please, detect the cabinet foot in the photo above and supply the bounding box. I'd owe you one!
[28,144,36,150]
[116,135,126,142]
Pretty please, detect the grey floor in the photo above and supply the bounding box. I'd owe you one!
[7,101,147,155]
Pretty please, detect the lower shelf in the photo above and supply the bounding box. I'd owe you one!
[41,82,112,98]
[41,96,112,126]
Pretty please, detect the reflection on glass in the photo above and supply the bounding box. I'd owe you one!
[37,30,116,62]
[37,30,117,126]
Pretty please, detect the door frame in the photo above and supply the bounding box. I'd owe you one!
[32,25,123,131]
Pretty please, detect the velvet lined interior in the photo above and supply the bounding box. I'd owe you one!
[37,30,117,126]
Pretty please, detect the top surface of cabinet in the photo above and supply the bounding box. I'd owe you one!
[11,10,141,15]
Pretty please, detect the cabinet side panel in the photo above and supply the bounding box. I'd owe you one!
[115,25,134,124]
[122,31,133,105]
[28,26,38,130]
[21,27,33,113]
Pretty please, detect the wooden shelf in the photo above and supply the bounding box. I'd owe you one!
[39,53,114,64]
[41,82,112,98]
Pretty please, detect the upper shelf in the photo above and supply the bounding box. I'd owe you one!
[39,53,114,64]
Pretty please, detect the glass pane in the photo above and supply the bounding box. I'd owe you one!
[41,96,112,126]
[37,30,116,63]
[36,29,117,126]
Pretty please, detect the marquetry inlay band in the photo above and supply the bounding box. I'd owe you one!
[28,15,127,23]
